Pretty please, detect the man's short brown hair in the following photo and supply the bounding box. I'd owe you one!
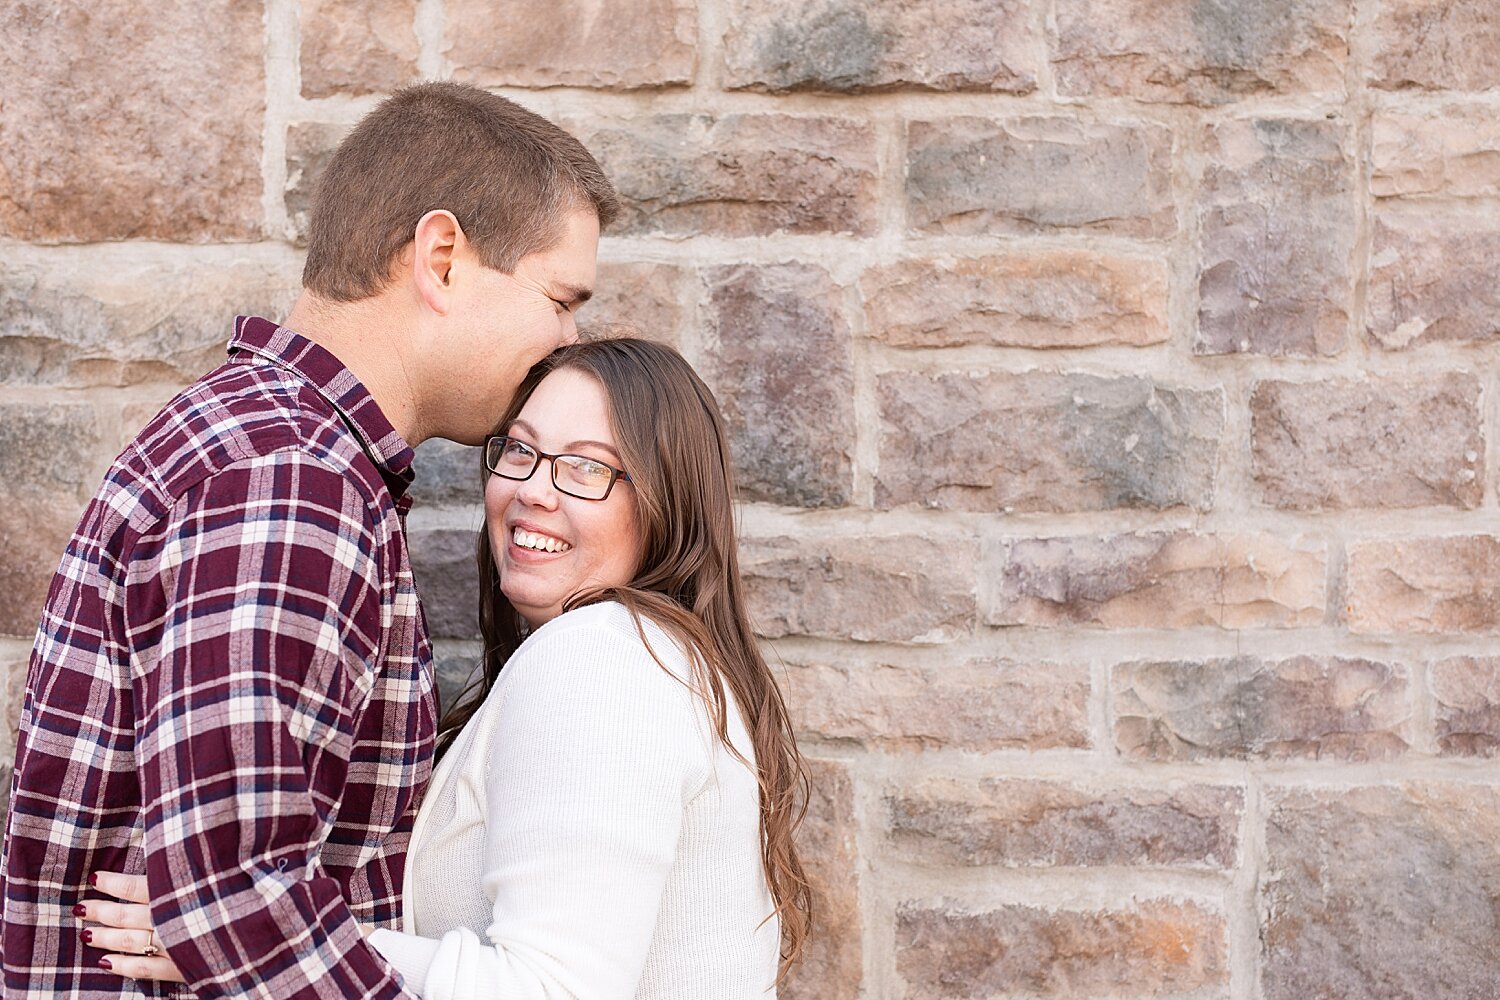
[302,81,619,302]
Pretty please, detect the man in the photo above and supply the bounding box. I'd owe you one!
[0,81,617,997]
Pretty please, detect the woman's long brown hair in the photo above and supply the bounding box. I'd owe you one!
[435,337,813,978]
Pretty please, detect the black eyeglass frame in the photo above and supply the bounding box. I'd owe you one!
[482,434,633,501]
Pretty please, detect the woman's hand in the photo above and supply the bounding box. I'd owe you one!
[76,872,186,983]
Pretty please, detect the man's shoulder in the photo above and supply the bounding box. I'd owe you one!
[126,358,382,511]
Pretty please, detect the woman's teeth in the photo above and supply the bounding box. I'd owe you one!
[513,527,572,553]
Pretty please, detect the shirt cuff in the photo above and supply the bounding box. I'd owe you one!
[369,927,441,998]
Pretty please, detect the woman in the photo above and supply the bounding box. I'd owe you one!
[79,338,812,997]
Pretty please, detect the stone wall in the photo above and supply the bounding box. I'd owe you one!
[3,1,1499,997]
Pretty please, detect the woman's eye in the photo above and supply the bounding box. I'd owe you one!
[503,440,536,461]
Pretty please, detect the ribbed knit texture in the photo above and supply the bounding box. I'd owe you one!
[369,602,780,999]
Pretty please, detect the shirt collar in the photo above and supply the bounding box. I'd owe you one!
[229,315,417,506]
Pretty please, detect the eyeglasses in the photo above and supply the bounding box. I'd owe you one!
[483,435,632,501]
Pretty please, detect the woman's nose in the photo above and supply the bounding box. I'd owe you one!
[515,459,561,508]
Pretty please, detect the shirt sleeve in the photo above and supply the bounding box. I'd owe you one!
[369,618,714,1000]
[127,450,418,1000]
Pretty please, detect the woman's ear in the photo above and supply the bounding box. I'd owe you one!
[411,209,463,315]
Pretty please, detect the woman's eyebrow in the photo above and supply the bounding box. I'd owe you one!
[507,421,622,461]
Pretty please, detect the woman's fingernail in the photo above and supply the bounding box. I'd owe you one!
[98,958,112,971]
[72,904,87,918]
[88,872,99,887]
[80,929,93,944]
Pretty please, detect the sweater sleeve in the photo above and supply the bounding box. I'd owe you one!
[370,615,713,1000]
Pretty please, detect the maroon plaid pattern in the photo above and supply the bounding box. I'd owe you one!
[1,317,435,998]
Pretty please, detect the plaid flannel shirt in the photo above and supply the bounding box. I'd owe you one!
[1,316,435,998]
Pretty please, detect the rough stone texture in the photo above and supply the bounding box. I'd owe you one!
[0,1,263,242]
[722,0,1035,93]
[987,532,1328,629]
[0,404,100,636]
[1263,784,1500,998]
[4,651,26,747]
[886,779,1242,868]
[285,123,349,246]
[1196,118,1355,356]
[1114,657,1411,761]
[782,759,860,1000]
[1367,209,1500,349]
[906,117,1175,237]
[1347,536,1500,634]
[581,261,688,346]
[743,535,975,644]
[410,440,484,509]
[300,0,419,98]
[1250,374,1483,510]
[875,372,1222,513]
[571,115,878,237]
[704,265,854,508]
[862,252,1169,350]
[1371,0,1500,92]
[0,252,300,387]
[1372,107,1500,199]
[448,0,695,89]
[897,899,1226,998]
[429,640,483,722]
[1054,0,1349,104]
[783,658,1089,751]
[1432,657,1500,756]
[407,527,482,641]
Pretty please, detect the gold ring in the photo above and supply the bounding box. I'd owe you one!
[142,934,159,958]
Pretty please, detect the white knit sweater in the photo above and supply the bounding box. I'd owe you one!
[369,602,780,999]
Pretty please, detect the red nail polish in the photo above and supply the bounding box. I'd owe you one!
[80,929,92,944]
[72,904,87,918]
[88,872,99,887]
[98,958,112,971]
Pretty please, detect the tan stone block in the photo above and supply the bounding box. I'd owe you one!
[1114,656,1411,761]
[1054,0,1349,104]
[986,532,1327,629]
[580,261,688,346]
[1371,108,1500,199]
[704,265,854,508]
[783,658,1089,751]
[409,439,482,509]
[1347,536,1500,634]
[570,115,879,237]
[743,535,976,644]
[1196,119,1355,356]
[875,372,1222,513]
[723,0,1035,93]
[783,759,860,1000]
[1251,375,1483,510]
[897,899,1226,998]
[407,528,481,640]
[429,640,482,718]
[0,251,300,387]
[906,117,1175,237]
[4,652,27,749]
[449,0,695,88]
[285,123,350,245]
[886,778,1241,868]
[861,252,1169,349]
[0,1,264,241]
[1371,0,1500,92]
[1367,209,1500,348]
[1263,784,1500,997]
[0,403,101,636]
[300,0,420,98]
[1432,657,1500,756]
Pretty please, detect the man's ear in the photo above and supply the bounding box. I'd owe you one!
[411,209,463,315]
